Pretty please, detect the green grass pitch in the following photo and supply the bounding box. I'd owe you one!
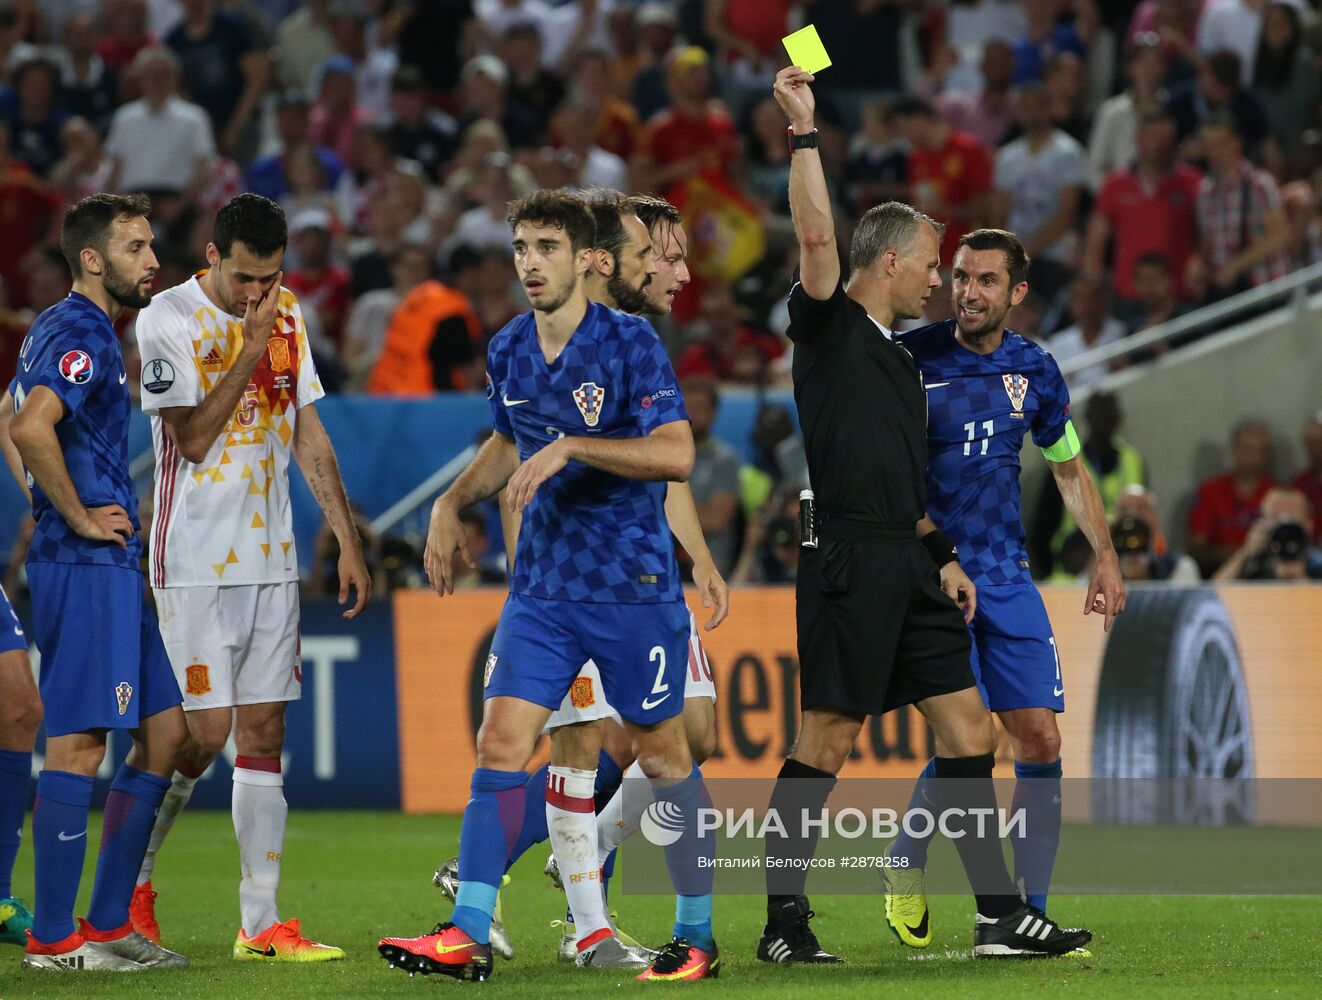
[4,811,1319,998]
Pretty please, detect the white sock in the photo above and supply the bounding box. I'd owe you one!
[597,761,650,867]
[546,765,610,947]
[136,770,198,885]
[233,757,286,936]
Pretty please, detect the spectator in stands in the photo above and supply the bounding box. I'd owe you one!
[1119,252,1194,340]
[0,274,26,384]
[326,0,398,121]
[273,0,334,92]
[1291,412,1322,541]
[23,247,70,314]
[1188,419,1277,575]
[1187,114,1291,302]
[632,46,739,201]
[1213,487,1322,581]
[1168,49,1269,154]
[96,0,154,74]
[1111,514,1199,581]
[548,94,628,192]
[452,509,508,588]
[286,208,351,357]
[448,243,522,341]
[343,242,432,390]
[1033,390,1146,575]
[0,119,60,309]
[680,376,741,577]
[309,54,371,163]
[57,13,118,131]
[930,37,1017,150]
[1,55,68,177]
[1251,1,1321,165]
[1197,0,1273,83]
[741,94,792,218]
[48,114,112,202]
[104,46,215,232]
[246,91,345,204]
[385,65,457,182]
[1085,110,1203,305]
[846,101,908,216]
[333,122,398,236]
[891,96,994,267]
[499,21,564,127]
[994,83,1086,303]
[1087,33,1168,190]
[366,267,484,395]
[675,281,783,386]
[1010,287,1048,342]
[447,151,530,254]
[1012,0,1092,84]
[1048,275,1128,388]
[730,488,800,585]
[565,47,639,162]
[457,53,543,151]
[1042,50,1092,145]
[166,0,267,159]
[1114,484,1203,582]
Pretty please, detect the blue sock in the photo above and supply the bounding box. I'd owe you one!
[601,848,617,902]
[504,763,551,873]
[32,770,93,944]
[1011,758,1063,914]
[453,768,527,944]
[86,766,169,932]
[652,764,714,952]
[0,749,31,898]
[675,894,714,954]
[889,757,939,868]
[594,751,624,810]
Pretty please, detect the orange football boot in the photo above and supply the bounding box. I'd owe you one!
[378,922,493,981]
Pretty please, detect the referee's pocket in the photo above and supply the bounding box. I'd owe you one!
[819,537,854,596]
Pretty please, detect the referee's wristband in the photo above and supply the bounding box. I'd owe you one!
[921,530,959,568]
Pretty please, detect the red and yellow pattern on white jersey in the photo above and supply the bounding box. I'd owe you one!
[136,275,324,588]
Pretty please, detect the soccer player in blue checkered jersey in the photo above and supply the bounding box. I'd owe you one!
[2,194,189,971]
[886,228,1127,952]
[377,189,719,982]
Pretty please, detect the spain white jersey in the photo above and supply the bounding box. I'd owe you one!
[137,274,324,588]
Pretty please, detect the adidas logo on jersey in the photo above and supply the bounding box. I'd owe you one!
[201,346,224,368]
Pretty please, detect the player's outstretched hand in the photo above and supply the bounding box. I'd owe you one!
[338,546,373,618]
[1085,551,1127,631]
[424,500,474,597]
[773,65,816,129]
[939,561,978,624]
[77,504,134,548]
[241,271,284,352]
[692,559,729,631]
[505,438,570,514]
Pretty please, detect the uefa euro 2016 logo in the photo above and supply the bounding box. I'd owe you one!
[572,382,605,427]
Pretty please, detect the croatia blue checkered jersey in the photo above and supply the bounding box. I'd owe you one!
[9,292,140,569]
[897,320,1072,585]
[486,301,688,603]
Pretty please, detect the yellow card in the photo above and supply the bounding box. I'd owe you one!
[781,24,832,75]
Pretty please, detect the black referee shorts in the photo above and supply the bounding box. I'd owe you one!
[796,522,976,717]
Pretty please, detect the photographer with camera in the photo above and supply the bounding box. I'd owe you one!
[1212,488,1322,582]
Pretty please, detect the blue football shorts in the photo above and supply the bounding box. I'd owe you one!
[969,583,1064,713]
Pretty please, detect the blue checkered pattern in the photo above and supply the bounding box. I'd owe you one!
[9,293,140,570]
[898,320,1072,586]
[486,302,688,603]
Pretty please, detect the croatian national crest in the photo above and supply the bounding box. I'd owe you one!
[570,677,595,709]
[572,382,605,427]
[115,681,134,716]
[1002,373,1029,413]
[267,337,291,373]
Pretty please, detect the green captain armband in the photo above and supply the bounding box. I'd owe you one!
[1040,420,1081,463]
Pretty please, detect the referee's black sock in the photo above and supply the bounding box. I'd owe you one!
[933,753,1020,919]
[764,757,836,918]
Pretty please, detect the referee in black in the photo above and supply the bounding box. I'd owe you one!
[755,66,1092,964]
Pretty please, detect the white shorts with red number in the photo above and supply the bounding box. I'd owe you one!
[543,611,715,733]
[153,582,301,711]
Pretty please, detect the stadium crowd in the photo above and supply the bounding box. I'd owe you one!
[0,0,1319,590]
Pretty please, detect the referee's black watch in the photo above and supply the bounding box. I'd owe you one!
[787,127,819,153]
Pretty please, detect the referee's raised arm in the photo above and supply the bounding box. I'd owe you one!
[774,66,839,301]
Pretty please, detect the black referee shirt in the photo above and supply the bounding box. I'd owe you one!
[788,280,927,526]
